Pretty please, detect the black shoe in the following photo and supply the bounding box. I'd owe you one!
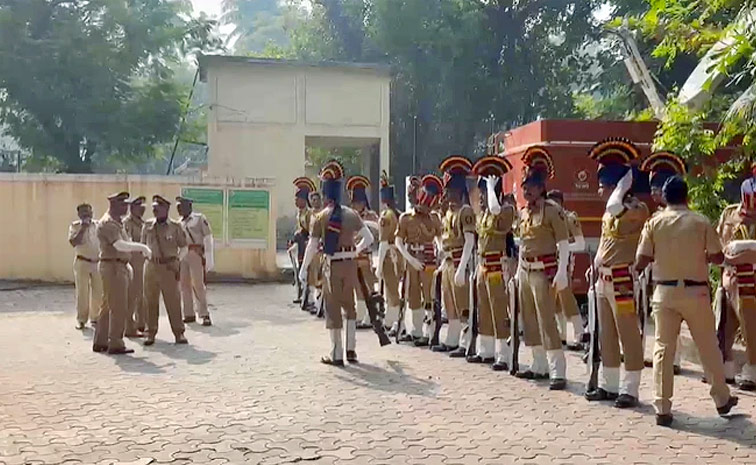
[175,335,189,344]
[92,344,108,353]
[549,378,567,390]
[585,388,619,402]
[75,322,85,330]
[492,361,508,372]
[399,333,415,343]
[674,365,681,375]
[183,316,196,324]
[580,332,590,343]
[515,370,549,380]
[357,322,373,330]
[656,414,673,427]
[561,340,567,346]
[413,337,430,347]
[321,356,345,367]
[467,355,494,364]
[431,343,456,353]
[644,359,653,368]
[202,316,212,327]
[566,342,583,351]
[346,350,358,363]
[107,347,135,355]
[309,307,318,316]
[144,336,155,347]
[90,320,97,327]
[387,328,398,338]
[738,380,756,391]
[293,298,302,304]
[727,378,736,385]
[449,348,467,358]
[717,396,739,416]
[614,394,638,409]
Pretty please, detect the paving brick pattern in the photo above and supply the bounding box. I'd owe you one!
[1,284,754,465]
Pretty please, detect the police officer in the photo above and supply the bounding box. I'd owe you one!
[515,147,570,390]
[69,203,102,330]
[584,138,649,408]
[299,161,374,365]
[293,177,317,311]
[93,192,151,355]
[177,196,214,326]
[546,190,586,350]
[434,156,476,358]
[144,195,189,346]
[395,175,444,346]
[123,196,147,336]
[717,167,756,391]
[468,156,516,370]
[377,171,404,335]
[636,176,738,426]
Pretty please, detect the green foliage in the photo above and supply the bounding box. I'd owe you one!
[306,147,362,179]
[0,0,222,173]
[222,0,290,54]
[573,85,636,120]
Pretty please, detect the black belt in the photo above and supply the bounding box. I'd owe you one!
[655,280,708,287]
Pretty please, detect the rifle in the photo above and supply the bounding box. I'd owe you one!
[716,273,728,358]
[356,266,392,347]
[466,254,479,358]
[396,267,407,343]
[586,252,601,392]
[637,269,648,357]
[431,268,443,347]
[288,243,303,304]
[508,276,520,375]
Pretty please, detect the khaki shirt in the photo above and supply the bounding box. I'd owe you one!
[311,205,364,249]
[397,211,442,246]
[519,200,569,258]
[296,208,312,235]
[142,219,187,260]
[441,205,476,251]
[180,212,212,246]
[379,208,400,243]
[637,205,722,282]
[478,205,515,254]
[717,204,755,244]
[97,213,130,261]
[123,215,145,263]
[597,197,649,266]
[68,220,100,261]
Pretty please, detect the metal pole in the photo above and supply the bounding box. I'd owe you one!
[167,68,200,175]
[412,116,417,173]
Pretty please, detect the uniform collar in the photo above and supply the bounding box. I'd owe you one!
[666,204,688,211]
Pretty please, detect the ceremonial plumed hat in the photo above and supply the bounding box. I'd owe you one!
[473,155,512,195]
[640,151,687,190]
[439,155,473,192]
[589,138,640,187]
[293,177,317,200]
[417,174,443,207]
[521,146,554,187]
[319,160,345,202]
[380,171,395,202]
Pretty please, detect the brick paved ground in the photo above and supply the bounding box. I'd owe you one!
[1,283,754,465]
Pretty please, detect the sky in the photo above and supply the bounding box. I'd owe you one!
[190,0,223,19]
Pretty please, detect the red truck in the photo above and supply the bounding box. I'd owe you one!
[491,119,740,298]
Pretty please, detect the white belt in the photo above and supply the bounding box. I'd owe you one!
[519,259,546,271]
[329,251,357,261]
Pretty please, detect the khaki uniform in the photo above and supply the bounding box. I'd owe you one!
[179,213,212,320]
[296,207,320,288]
[518,200,569,351]
[380,208,404,308]
[477,205,516,340]
[69,220,103,324]
[595,198,649,394]
[555,210,582,319]
[441,205,475,319]
[311,206,364,329]
[355,209,379,301]
[638,205,730,415]
[143,219,187,338]
[94,213,131,350]
[717,204,756,373]
[123,214,146,332]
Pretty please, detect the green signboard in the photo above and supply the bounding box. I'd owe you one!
[228,189,269,244]
[181,188,225,241]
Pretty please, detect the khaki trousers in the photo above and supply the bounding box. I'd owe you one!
[407,266,434,310]
[555,287,580,318]
[652,285,730,415]
[73,258,103,324]
[722,285,756,365]
[94,262,128,350]
[308,251,323,288]
[476,264,510,339]
[518,267,561,350]
[355,257,376,302]
[597,278,644,371]
[126,257,146,333]
[145,261,185,338]
[441,260,469,320]
[324,259,358,329]
[180,250,208,318]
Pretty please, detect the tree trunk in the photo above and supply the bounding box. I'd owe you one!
[62,137,92,173]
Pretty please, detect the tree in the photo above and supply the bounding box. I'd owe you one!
[221,0,289,54]
[0,0,222,173]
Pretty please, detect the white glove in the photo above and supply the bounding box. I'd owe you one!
[454,265,466,287]
[486,175,502,215]
[204,235,215,272]
[554,268,569,291]
[299,267,308,284]
[606,169,633,217]
[126,263,134,281]
[143,247,152,260]
[205,255,214,273]
[407,256,424,272]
